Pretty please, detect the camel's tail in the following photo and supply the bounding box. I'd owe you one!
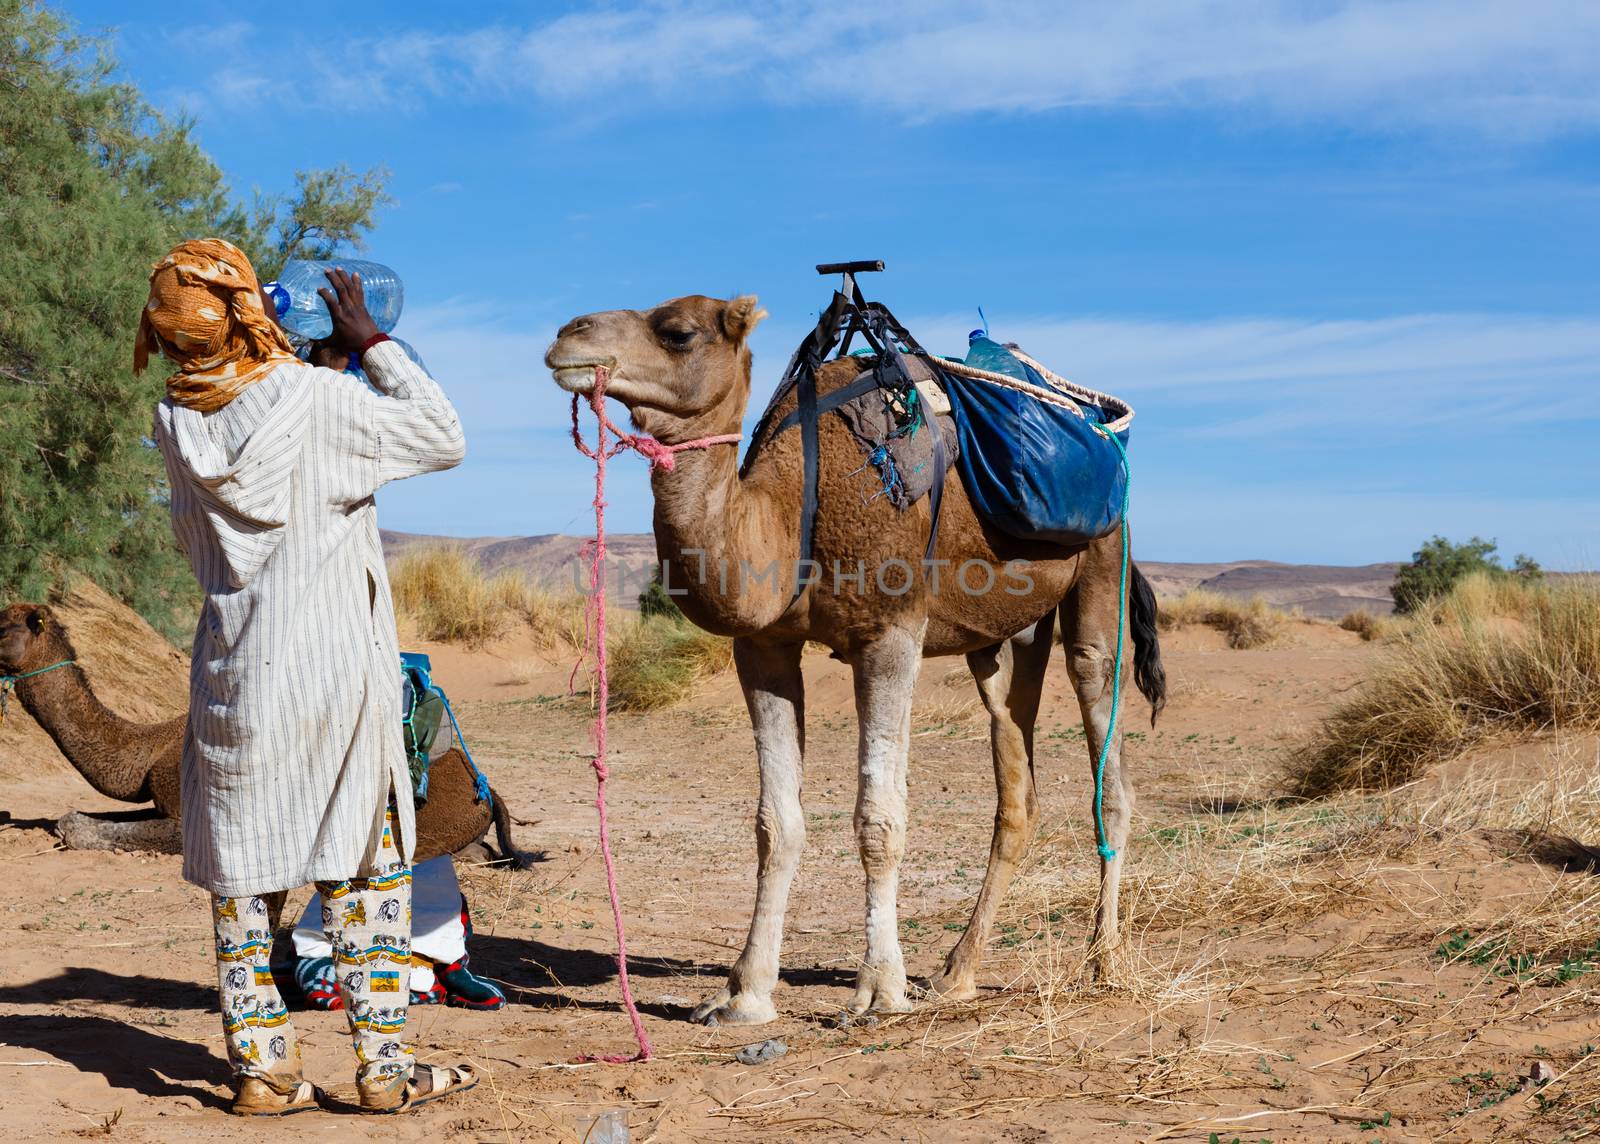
[1129,563,1167,725]
[490,789,536,870]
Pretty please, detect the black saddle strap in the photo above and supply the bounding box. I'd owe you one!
[754,287,948,608]
[924,406,947,565]
[796,359,820,602]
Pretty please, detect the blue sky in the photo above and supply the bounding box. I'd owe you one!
[70,0,1600,567]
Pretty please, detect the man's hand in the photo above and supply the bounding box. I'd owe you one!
[317,267,382,353]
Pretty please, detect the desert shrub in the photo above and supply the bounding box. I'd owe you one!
[606,616,733,711]
[390,547,589,649]
[1157,590,1288,649]
[1392,535,1542,614]
[1287,576,1600,797]
[490,573,588,650]
[1423,568,1541,625]
[1338,610,1406,642]
[389,546,506,646]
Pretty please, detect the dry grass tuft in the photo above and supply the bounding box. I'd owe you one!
[1158,590,1290,649]
[389,546,587,649]
[1338,609,1405,642]
[390,546,507,646]
[1287,574,1600,797]
[913,691,986,737]
[606,616,734,712]
[487,573,588,650]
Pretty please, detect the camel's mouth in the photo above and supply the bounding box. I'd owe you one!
[546,356,615,394]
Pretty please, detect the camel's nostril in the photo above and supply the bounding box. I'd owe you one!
[557,317,593,340]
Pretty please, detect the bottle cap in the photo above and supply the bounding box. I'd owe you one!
[262,282,290,319]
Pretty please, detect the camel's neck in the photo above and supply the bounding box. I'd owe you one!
[15,664,178,803]
[645,403,798,637]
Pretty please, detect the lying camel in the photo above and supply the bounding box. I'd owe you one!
[0,602,529,870]
[547,294,1165,1024]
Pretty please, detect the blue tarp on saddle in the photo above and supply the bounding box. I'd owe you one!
[753,265,1136,595]
[937,336,1130,547]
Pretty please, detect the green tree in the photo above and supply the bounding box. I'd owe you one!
[249,164,393,281]
[1391,536,1542,613]
[0,1,388,639]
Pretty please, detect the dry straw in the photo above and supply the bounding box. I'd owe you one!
[1157,589,1294,649]
[1288,573,1600,796]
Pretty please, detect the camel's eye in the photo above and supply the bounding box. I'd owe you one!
[658,324,698,351]
[25,613,42,635]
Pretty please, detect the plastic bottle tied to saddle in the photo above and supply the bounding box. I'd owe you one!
[964,329,1033,383]
[267,258,405,342]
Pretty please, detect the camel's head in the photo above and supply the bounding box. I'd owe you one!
[545,295,766,439]
[0,604,64,676]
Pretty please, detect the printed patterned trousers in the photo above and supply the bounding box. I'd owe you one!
[212,805,415,1087]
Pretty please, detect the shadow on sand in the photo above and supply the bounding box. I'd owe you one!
[0,1010,229,1108]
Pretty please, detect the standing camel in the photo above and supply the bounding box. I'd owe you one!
[0,602,528,867]
[546,294,1165,1025]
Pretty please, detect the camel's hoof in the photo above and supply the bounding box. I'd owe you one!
[919,971,979,1003]
[1088,943,1128,988]
[848,977,913,1017]
[690,992,778,1027]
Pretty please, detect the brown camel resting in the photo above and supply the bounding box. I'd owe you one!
[0,602,529,869]
[547,294,1165,1025]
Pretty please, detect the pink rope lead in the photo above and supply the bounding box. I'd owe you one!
[568,365,740,1063]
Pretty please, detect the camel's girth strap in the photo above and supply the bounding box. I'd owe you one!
[743,287,948,609]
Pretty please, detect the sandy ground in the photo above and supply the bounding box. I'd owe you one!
[3,595,1599,1142]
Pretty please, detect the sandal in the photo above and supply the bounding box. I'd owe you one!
[231,1076,319,1117]
[358,1062,478,1113]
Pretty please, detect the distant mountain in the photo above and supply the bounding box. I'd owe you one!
[382,530,660,597]
[381,531,1400,618]
[1138,560,1399,617]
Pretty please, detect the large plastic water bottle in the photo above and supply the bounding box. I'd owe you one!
[272,258,404,341]
[964,332,1033,383]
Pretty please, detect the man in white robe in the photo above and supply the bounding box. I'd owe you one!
[138,238,477,1115]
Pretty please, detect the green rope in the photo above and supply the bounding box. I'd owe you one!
[0,659,75,684]
[0,659,75,719]
[1089,426,1130,863]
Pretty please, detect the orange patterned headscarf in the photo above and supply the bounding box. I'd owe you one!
[134,238,298,412]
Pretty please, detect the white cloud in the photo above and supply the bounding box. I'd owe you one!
[901,310,1600,439]
[207,1,1600,137]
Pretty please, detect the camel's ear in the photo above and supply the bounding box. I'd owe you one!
[722,295,767,344]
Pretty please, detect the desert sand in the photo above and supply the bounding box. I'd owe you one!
[2,582,1595,1142]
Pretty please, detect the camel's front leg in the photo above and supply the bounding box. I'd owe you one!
[848,624,924,1015]
[693,638,805,1026]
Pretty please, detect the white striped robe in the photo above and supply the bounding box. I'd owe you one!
[154,341,465,897]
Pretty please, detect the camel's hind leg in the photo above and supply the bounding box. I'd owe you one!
[847,622,924,1016]
[1062,538,1135,982]
[926,612,1054,1001]
[693,638,805,1026]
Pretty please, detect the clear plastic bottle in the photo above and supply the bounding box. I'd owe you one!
[964,332,1032,383]
[578,1110,629,1143]
[272,258,405,341]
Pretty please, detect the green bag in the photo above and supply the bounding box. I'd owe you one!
[401,652,447,806]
